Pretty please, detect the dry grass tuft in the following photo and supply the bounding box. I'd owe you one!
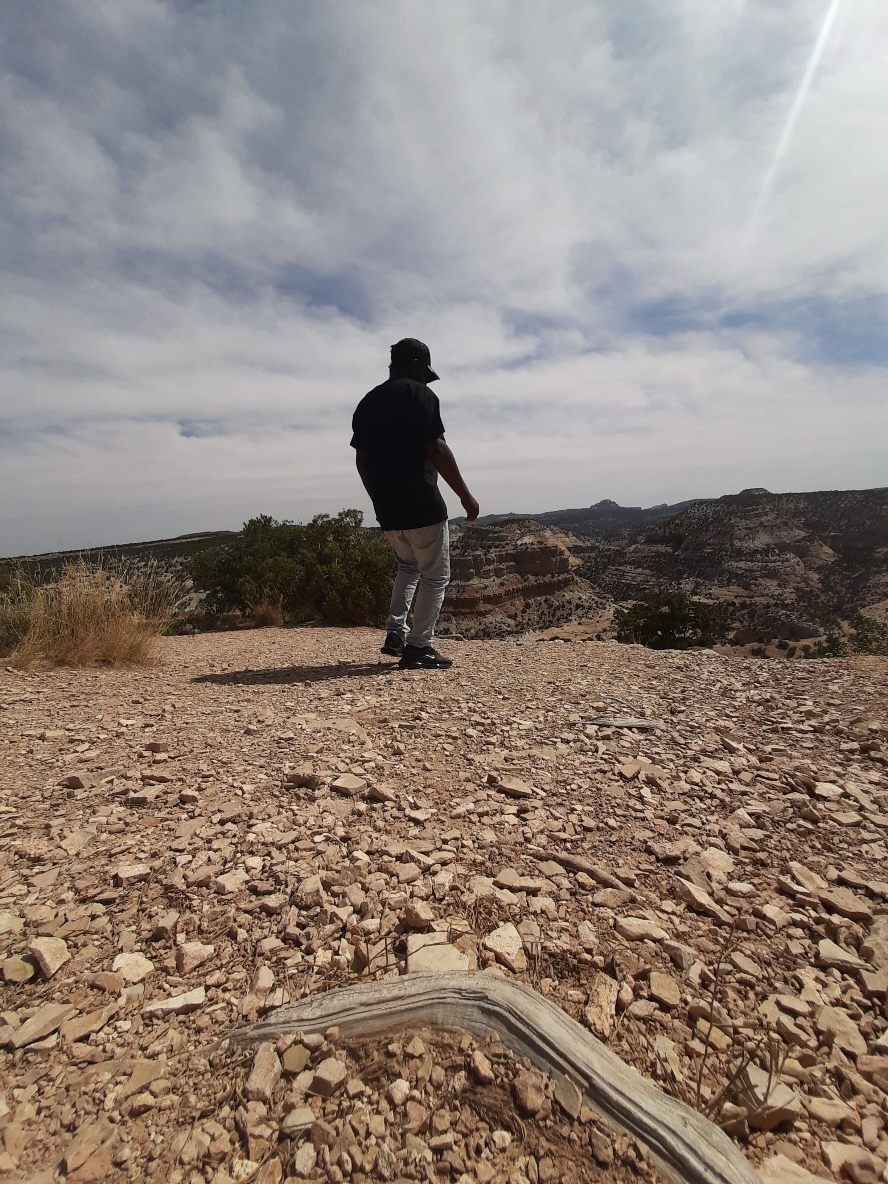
[252,600,284,628]
[0,561,184,668]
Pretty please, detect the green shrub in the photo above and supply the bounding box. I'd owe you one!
[849,613,888,656]
[615,593,729,650]
[810,614,888,658]
[190,511,395,626]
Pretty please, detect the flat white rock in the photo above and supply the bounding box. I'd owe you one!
[112,952,155,983]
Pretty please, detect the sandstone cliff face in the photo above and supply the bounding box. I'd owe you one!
[445,521,574,612]
[579,487,888,638]
[437,488,888,646]
[438,520,607,639]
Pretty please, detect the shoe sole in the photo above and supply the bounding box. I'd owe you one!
[398,660,453,670]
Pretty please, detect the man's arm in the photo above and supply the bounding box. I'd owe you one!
[426,437,479,522]
[355,450,373,500]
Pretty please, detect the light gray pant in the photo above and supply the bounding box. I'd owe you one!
[384,520,450,648]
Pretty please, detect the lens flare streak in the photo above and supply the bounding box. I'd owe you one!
[740,0,845,256]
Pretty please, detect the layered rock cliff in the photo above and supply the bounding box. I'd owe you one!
[437,519,609,639]
[578,487,888,645]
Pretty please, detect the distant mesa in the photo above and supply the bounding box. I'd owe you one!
[460,497,700,541]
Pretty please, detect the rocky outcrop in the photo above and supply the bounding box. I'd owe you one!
[578,487,888,645]
[444,521,575,612]
[438,520,609,639]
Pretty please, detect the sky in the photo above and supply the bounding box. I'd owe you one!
[2,0,887,556]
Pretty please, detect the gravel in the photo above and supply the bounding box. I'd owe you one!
[0,627,886,1182]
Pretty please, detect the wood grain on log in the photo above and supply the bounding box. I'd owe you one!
[525,847,628,891]
[591,715,667,730]
[229,972,758,1184]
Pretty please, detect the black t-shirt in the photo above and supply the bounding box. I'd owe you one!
[351,377,448,531]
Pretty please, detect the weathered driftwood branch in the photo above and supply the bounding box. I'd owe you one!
[591,715,667,731]
[229,972,758,1184]
[525,847,628,891]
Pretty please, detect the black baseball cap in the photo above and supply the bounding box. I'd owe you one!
[391,338,439,382]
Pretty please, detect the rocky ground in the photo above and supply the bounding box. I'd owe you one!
[1,629,887,1184]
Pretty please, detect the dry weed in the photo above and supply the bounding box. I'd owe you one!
[0,570,33,656]
[640,918,790,1136]
[3,560,184,668]
[450,891,509,939]
[252,600,284,627]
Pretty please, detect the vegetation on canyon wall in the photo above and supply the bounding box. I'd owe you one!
[613,593,730,650]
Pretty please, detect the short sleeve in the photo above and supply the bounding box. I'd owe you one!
[419,389,445,441]
[350,408,366,450]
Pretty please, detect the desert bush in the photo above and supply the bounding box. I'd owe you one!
[0,561,184,668]
[251,601,284,628]
[847,613,888,656]
[615,593,730,650]
[810,613,888,658]
[190,510,395,626]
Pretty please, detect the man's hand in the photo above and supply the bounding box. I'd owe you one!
[461,494,480,522]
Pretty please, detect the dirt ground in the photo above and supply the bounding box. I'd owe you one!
[1,628,887,1184]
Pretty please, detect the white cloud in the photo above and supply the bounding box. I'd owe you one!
[1,0,886,554]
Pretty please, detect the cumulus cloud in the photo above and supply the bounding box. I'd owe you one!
[1,0,886,553]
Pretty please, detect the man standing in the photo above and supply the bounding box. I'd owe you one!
[352,338,479,670]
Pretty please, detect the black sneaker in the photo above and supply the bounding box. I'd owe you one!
[398,644,453,670]
[380,631,405,657]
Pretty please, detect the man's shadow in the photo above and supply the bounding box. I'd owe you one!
[192,661,400,687]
